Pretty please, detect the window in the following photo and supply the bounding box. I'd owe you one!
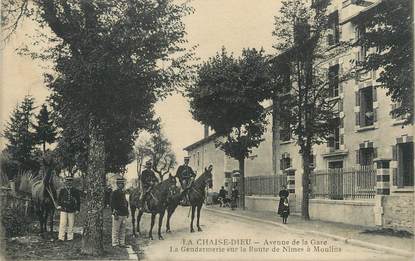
[280,121,291,142]
[197,151,200,167]
[359,86,374,127]
[355,25,367,63]
[328,64,339,97]
[398,142,414,186]
[360,148,374,166]
[280,156,291,170]
[328,161,343,169]
[327,11,340,46]
[328,118,341,150]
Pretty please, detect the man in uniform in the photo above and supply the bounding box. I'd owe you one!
[140,160,159,211]
[57,176,81,241]
[176,156,196,205]
[110,177,129,247]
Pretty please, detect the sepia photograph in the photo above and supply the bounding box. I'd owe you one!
[0,0,414,260]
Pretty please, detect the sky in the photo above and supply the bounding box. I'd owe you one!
[0,0,283,182]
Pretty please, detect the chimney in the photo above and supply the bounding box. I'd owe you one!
[204,125,209,138]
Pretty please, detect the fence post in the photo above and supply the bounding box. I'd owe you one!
[374,158,391,226]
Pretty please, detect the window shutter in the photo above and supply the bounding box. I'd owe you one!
[391,103,397,119]
[339,100,343,112]
[392,168,397,186]
[373,147,378,159]
[288,158,292,168]
[373,108,377,122]
[340,134,344,145]
[355,112,360,126]
[392,145,397,161]
[338,64,343,94]
[355,150,361,165]
[280,159,283,170]
[372,87,377,102]
[355,91,360,106]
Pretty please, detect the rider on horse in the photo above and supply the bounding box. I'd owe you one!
[140,160,159,211]
[175,156,196,205]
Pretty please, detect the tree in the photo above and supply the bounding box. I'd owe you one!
[3,96,38,174]
[354,0,413,124]
[272,0,347,219]
[136,131,177,181]
[187,47,271,210]
[3,0,193,255]
[33,104,57,153]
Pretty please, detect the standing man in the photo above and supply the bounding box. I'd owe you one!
[57,176,81,241]
[140,160,159,211]
[176,156,196,204]
[110,177,129,247]
[231,186,239,210]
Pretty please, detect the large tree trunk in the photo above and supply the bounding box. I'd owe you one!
[301,145,311,220]
[238,158,245,210]
[82,119,105,256]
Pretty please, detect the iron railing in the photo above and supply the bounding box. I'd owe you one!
[310,166,376,200]
[245,175,287,196]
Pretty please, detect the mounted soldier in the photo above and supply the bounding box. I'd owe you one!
[175,156,196,205]
[140,160,159,211]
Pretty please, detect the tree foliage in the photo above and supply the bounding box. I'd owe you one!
[354,0,413,124]
[187,47,271,209]
[33,104,57,153]
[135,130,177,181]
[3,96,39,174]
[188,47,270,161]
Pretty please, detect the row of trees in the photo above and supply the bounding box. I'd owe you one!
[3,0,192,255]
[187,0,413,217]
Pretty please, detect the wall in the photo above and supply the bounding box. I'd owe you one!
[309,199,375,227]
[383,193,414,232]
[245,195,298,214]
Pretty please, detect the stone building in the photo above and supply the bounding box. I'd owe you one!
[184,0,413,231]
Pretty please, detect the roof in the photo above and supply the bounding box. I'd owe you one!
[340,0,382,25]
[183,133,220,151]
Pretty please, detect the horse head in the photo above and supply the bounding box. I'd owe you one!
[166,174,180,200]
[203,165,213,189]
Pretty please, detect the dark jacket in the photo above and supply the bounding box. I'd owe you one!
[219,188,227,198]
[140,169,159,191]
[58,187,81,213]
[110,189,129,216]
[176,165,196,183]
[277,189,289,215]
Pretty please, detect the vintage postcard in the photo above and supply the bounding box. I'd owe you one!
[0,0,414,260]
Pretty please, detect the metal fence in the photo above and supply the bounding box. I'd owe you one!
[310,166,376,200]
[245,175,287,196]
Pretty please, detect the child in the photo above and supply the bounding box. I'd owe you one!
[281,197,290,224]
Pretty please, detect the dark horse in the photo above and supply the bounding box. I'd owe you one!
[18,169,62,233]
[129,174,177,240]
[187,166,213,233]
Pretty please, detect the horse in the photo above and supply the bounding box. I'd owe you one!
[18,169,63,233]
[187,166,213,233]
[129,174,178,240]
[165,185,182,233]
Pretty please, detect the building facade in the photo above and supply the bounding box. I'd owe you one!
[184,0,413,231]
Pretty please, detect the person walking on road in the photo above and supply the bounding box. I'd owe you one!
[110,177,129,247]
[57,176,81,241]
[277,185,290,223]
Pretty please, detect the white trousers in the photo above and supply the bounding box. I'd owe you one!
[58,211,75,240]
[112,215,127,246]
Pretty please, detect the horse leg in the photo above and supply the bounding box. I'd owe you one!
[43,208,48,233]
[149,213,156,240]
[137,210,144,236]
[50,208,54,233]
[158,211,165,240]
[166,207,173,233]
[131,207,136,237]
[190,205,196,233]
[197,204,203,232]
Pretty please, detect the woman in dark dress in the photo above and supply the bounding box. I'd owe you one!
[277,185,289,222]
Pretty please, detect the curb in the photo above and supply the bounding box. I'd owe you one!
[205,207,413,258]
